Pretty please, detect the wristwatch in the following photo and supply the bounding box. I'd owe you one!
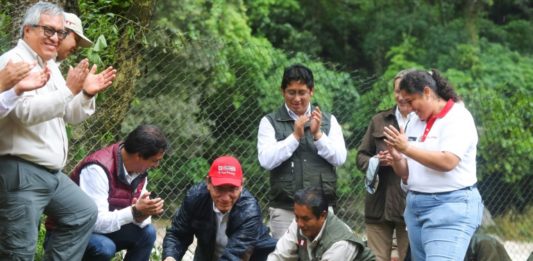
[131,204,143,222]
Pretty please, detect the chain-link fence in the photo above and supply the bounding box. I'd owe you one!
[1,2,532,260]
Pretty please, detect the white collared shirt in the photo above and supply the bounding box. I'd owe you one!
[395,106,414,131]
[0,39,95,169]
[257,104,347,170]
[405,104,478,193]
[79,164,150,234]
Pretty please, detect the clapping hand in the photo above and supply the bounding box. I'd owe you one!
[310,106,323,140]
[14,66,50,95]
[82,65,117,97]
[0,60,36,92]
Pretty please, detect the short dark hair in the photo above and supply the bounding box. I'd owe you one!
[281,64,314,90]
[123,124,168,159]
[294,187,328,218]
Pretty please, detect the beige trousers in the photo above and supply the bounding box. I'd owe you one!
[366,222,409,261]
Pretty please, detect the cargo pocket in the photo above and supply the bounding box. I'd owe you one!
[0,159,22,192]
[320,172,337,202]
[270,172,294,202]
[0,204,35,251]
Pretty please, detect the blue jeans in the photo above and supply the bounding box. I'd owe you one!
[84,223,156,261]
[404,186,483,261]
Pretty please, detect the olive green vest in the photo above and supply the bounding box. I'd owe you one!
[297,213,375,261]
[266,105,336,210]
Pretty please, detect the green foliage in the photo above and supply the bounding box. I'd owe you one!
[458,41,533,184]
[0,12,12,53]
[34,219,46,261]
[351,36,422,143]
[121,94,215,157]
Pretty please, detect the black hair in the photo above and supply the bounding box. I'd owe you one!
[294,187,328,218]
[399,69,460,102]
[280,64,314,90]
[123,124,168,159]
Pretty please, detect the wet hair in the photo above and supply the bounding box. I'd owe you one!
[123,124,169,159]
[281,64,314,90]
[399,69,460,102]
[20,2,64,37]
[294,187,328,219]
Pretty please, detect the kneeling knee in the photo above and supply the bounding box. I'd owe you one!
[143,224,157,244]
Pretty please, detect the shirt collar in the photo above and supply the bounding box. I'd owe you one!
[18,39,47,68]
[213,203,230,217]
[433,99,455,119]
[122,164,142,184]
[395,106,414,129]
[284,103,311,120]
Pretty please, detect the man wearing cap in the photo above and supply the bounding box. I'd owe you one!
[45,124,168,260]
[163,156,277,261]
[57,12,93,62]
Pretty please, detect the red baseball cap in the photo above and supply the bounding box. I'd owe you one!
[208,156,243,186]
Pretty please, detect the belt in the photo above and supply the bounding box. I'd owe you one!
[0,155,60,174]
[410,184,477,195]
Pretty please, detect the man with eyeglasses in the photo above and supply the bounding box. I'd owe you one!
[257,64,347,239]
[46,124,168,260]
[163,156,276,261]
[0,2,115,260]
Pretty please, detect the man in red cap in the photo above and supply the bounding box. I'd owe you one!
[163,155,276,261]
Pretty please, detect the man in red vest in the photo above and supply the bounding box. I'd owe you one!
[46,124,168,260]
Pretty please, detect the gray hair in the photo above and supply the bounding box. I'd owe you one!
[20,1,64,37]
[393,68,417,82]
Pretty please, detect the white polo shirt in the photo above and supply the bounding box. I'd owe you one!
[405,101,478,193]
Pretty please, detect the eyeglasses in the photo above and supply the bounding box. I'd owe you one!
[31,24,69,40]
[285,89,310,98]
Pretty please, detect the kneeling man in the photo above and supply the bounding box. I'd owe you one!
[163,155,276,261]
[268,187,375,261]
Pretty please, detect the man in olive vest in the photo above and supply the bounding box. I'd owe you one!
[257,64,347,239]
[267,187,375,261]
